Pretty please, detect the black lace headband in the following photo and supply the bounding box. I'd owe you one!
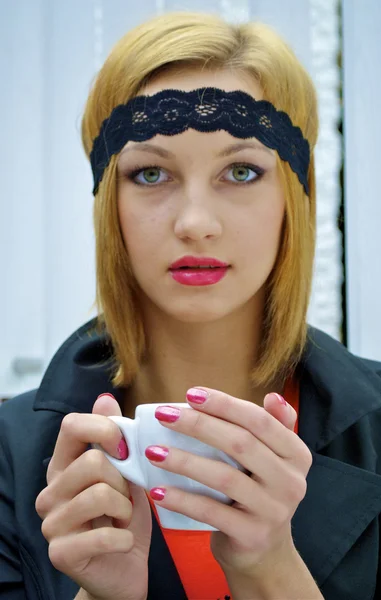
[90,87,310,196]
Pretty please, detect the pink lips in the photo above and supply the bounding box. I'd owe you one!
[169,255,230,286]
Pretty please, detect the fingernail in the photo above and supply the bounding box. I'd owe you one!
[155,406,180,423]
[117,438,129,460]
[274,393,288,406]
[150,487,166,501]
[145,445,169,462]
[186,387,209,404]
[97,393,115,400]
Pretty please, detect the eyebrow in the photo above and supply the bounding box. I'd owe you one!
[120,140,274,159]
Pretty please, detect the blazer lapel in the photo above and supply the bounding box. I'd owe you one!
[292,451,381,586]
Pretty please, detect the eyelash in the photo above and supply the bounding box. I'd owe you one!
[124,162,265,187]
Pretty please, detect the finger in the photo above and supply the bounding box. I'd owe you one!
[47,412,125,485]
[36,448,130,519]
[145,444,285,517]
[48,527,135,576]
[263,393,298,432]
[149,485,259,548]
[155,404,296,481]
[183,388,307,463]
[41,484,133,542]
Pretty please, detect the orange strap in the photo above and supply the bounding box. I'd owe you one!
[149,379,300,599]
[148,498,230,599]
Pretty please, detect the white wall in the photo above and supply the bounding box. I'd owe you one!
[0,0,344,397]
[342,0,381,360]
[0,0,47,397]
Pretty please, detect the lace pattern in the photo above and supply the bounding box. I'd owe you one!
[90,87,310,195]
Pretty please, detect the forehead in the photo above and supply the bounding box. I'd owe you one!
[141,65,264,101]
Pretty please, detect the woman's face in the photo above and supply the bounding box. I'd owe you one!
[116,68,285,324]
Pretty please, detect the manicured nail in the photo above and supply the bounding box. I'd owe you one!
[150,487,166,501]
[117,438,129,460]
[145,445,169,462]
[155,406,181,423]
[186,387,209,404]
[97,393,116,400]
[274,393,288,406]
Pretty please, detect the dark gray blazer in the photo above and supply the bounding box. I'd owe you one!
[1,319,381,600]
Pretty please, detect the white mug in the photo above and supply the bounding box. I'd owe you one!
[95,403,245,530]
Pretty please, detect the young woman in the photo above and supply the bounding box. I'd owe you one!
[1,11,381,600]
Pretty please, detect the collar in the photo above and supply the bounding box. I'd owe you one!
[298,327,381,451]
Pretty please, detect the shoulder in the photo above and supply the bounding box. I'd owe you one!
[357,356,381,375]
[0,389,65,473]
[305,326,381,376]
[0,389,38,436]
[299,326,381,452]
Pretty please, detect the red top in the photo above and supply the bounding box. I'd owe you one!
[149,380,300,600]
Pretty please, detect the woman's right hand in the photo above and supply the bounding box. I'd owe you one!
[35,394,152,600]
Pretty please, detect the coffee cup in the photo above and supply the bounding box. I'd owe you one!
[95,403,245,530]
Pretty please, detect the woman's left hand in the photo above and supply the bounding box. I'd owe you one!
[146,388,312,577]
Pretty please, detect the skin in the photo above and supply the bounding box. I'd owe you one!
[36,68,322,600]
[117,67,286,412]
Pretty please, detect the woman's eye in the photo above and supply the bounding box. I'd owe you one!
[132,166,168,185]
[126,163,263,186]
[225,164,263,184]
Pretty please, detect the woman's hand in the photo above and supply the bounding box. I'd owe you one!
[35,394,151,600]
[146,388,312,579]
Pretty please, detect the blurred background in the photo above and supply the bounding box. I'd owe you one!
[0,0,380,400]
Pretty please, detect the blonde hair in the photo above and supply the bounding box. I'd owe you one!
[81,11,319,388]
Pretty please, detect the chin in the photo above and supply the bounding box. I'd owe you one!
[171,311,225,324]
[161,298,237,324]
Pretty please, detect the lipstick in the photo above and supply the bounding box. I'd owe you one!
[169,256,230,286]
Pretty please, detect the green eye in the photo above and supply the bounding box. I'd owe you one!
[142,168,161,183]
[232,166,251,181]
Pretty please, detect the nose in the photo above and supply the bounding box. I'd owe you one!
[173,185,222,242]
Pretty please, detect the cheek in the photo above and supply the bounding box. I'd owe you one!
[119,203,153,244]
[233,197,285,261]
[117,198,173,265]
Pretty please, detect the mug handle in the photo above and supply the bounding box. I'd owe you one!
[92,415,147,489]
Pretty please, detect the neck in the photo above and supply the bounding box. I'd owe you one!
[123,294,283,416]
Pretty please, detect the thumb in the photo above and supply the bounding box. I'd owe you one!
[92,395,151,535]
[91,393,131,533]
[263,392,298,432]
[92,393,128,459]
[92,392,123,417]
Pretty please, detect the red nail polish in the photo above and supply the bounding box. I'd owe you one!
[117,438,129,460]
[186,388,208,404]
[150,487,166,501]
[155,406,180,423]
[145,445,169,462]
